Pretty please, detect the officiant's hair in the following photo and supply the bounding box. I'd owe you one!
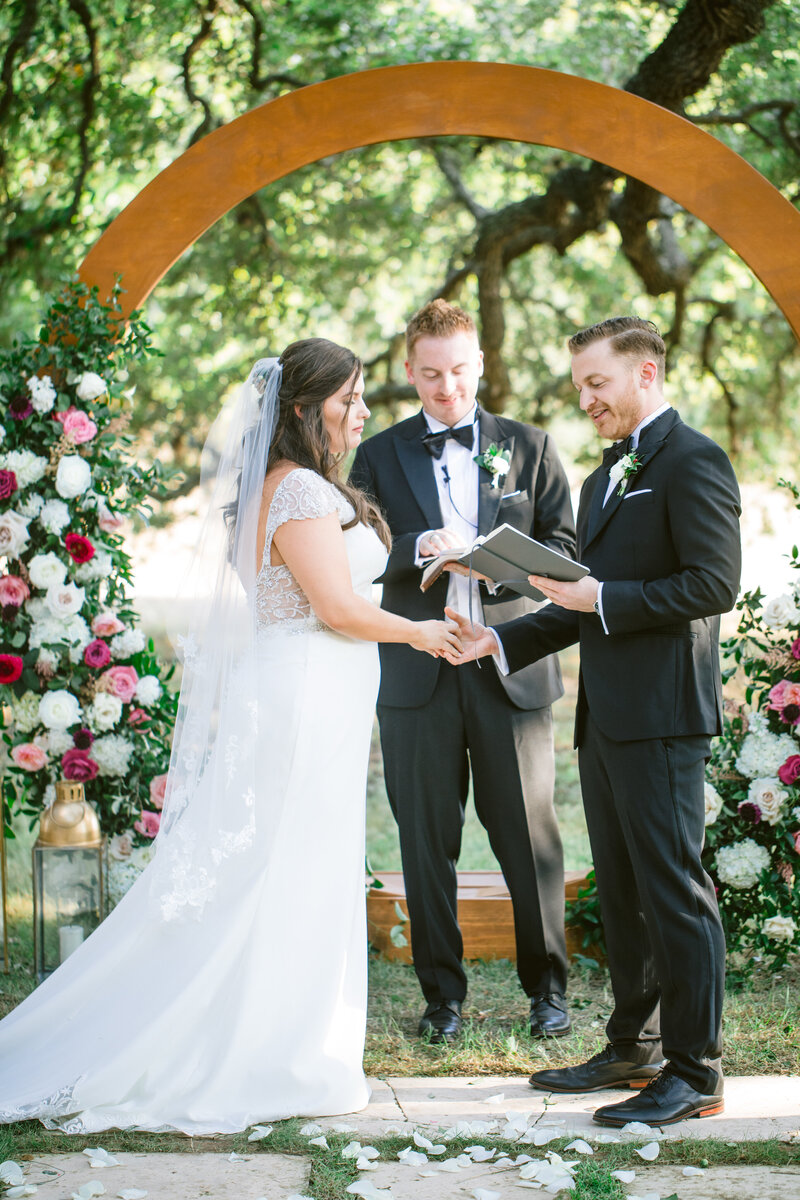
[405,299,478,358]
[568,317,666,383]
[268,338,391,549]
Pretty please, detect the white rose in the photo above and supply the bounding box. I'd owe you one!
[747,777,788,826]
[75,371,108,401]
[109,831,134,861]
[27,373,57,414]
[134,674,162,706]
[762,593,800,630]
[45,580,85,619]
[39,498,71,534]
[29,551,68,590]
[761,915,797,943]
[0,510,31,558]
[89,692,123,731]
[704,781,723,826]
[55,454,92,499]
[38,689,81,730]
[0,449,48,488]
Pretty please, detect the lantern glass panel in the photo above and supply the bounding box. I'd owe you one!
[33,843,105,982]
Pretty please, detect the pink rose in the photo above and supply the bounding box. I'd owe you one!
[97,664,139,703]
[97,503,124,533]
[778,755,800,787]
[128,707,149,726]
[0,575,30,606]
[62,409,98,444]
[92,611,126,637]
[84,638,112,669]
[11,742,48,771]
[793,830,800,856]
[61,747,99,781]
[149,773,168,810]
[134,809,161,839]
[768,680,800,711]
[54,405,77,425]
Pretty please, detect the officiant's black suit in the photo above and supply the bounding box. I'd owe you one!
[351,408,576,1006]
[497,408,741,1091]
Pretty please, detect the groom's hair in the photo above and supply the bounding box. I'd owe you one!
[405,299,478,358]
[569,316,666,383]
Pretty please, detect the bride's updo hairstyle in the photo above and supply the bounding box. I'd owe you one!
[268,337,390,548]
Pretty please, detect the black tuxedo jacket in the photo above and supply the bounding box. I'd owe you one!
[497,408,741,743]
[350,407,576,709]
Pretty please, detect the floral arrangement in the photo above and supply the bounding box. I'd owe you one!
[703,479,800,970]
[0,278,177,862]
[474,443,511,489]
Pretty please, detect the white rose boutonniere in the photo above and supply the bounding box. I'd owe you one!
[608,451,642,496]
[474,443,512,489]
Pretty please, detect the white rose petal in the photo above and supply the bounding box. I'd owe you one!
[683,1166,705,1176]
[38,689,81,730]
[308,1136,329,1149]
[246,1124,273,1141]
[564,1139,593,1154]
[300,1122,323,1136]
[56,454,92,499]
[485,1092,505,1104]
[635,1141,660,1160]
[0,1163,25,1186]
[83,1148,118,1168]
[71,1185,105,1200]
[118,1191,148,1199]
[356,1158,378,1171]
[76,372,108,401]
[611,1170,636,1183]
[704,781,723,826]
[472,1190,501,1200]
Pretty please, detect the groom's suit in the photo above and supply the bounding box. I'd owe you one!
[351,407,576,1005]
[496,408,741,1091]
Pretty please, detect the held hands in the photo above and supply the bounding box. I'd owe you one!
[410,618,463,658]
[442,607,498,664]
[529,574,599,611]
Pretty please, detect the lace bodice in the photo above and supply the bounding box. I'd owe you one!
[255,468,383,635]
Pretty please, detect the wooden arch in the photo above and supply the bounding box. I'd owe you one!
[80,62,800,341]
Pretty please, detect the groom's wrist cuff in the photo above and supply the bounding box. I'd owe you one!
[488,628,510,675]
[594,583,610,635]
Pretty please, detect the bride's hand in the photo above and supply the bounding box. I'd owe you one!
[410,619,463,658]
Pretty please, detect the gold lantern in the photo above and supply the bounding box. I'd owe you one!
[33,780,106,982]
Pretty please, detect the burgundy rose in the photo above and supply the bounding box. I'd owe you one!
[737,800,762,824]
[777,755,800,787]
[0,471,18,501]
[73,727,94,750]
[792,638,800,661]
[84,638,112,669]
[61,748,99,781]
[1,604,18,624]
[0,654,23,684]
[9,393,33,420]
[64,532,95,564]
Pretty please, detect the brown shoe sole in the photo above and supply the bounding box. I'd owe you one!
[529,1072,661,1093]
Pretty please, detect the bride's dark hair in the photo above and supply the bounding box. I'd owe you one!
[268,338,390,548]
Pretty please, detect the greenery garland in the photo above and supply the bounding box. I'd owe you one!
[0,279,177,862]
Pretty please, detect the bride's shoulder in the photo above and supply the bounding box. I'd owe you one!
[263,463,340,523]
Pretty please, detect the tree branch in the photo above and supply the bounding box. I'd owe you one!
[233,0,307,93]
[431,142,489,220]
[0,0,39,130]
[181,0,220,145]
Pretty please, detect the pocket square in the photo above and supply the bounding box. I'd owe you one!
[623,488,653,499]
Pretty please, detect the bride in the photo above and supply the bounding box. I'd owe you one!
[0,337,459,1134]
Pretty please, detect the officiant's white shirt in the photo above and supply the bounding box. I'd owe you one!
[415,404,483,621]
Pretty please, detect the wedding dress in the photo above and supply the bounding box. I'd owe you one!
[0,468,387,1134]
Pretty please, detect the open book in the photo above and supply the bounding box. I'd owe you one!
[420,523,588,602]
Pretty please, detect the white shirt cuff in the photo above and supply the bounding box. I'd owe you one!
[596,582,610,635]
[488,628,510,675]
[415,532,435,568]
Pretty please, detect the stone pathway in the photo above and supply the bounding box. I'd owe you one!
[6,1076,799,1199]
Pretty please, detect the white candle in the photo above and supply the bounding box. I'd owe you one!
[59,924,84,962]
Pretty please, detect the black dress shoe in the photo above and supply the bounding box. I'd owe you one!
[593,1066,724,1127]
[529,1044,664,1092]
[529,993,572,1038]
[418,999,462,1043]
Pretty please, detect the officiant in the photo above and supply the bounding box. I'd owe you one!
[351,300,577,1042]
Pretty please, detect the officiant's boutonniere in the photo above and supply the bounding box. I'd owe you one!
[474,443,511,489]
[608,451,642,497]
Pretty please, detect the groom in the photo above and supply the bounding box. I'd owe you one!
[447,316,741,1126]
[351,300,576,1043]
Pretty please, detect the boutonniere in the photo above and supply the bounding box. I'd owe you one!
[474,443,511,489]
[608,451,642,496]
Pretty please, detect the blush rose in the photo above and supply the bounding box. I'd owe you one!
[134,809,161,838]
[11,742,47,771]
[96,664,139,703]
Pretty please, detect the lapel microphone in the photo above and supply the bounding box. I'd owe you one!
[442,466,451,485]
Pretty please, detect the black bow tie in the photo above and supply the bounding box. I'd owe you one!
[602,436,634,469]
[421,423,475,459]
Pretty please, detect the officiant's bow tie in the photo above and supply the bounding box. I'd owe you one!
[421,424,475,459]
[602,435,634,470]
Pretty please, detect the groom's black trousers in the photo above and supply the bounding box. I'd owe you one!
[578,711,725,1093]
[378,658,568,1005]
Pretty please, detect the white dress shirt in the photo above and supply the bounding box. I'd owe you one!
[415,405,483,620]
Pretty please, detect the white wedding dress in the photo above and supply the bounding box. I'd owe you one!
[0,469,387,1134]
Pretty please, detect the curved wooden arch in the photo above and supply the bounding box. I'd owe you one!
[80,62,800,341]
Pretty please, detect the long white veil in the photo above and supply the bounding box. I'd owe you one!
[146,358,282,920]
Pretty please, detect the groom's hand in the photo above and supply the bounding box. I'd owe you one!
[442,607,498,664]
[529,574,599,612]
